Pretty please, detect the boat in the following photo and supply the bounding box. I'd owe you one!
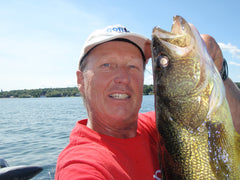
[0,159,43,179]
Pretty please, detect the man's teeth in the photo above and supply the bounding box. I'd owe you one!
[109,93,130,99]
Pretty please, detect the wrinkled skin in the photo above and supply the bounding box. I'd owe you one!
[152,15,240,179]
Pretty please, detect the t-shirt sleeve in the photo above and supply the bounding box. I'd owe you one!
[55,145,117,180]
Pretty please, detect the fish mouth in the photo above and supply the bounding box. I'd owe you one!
[109,93,130,99]
[152,16,191,48]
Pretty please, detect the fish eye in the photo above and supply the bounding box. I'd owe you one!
[157,55,169,68]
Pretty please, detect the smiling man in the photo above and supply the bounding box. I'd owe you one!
[78,41,145,138]
[55,25,161,179]
[55,25,240,180]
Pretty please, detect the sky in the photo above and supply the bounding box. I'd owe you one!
[0,0,240,91]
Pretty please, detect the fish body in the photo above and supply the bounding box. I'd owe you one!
[151,15,240,179]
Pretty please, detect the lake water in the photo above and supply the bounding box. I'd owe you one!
[0,95,154,179]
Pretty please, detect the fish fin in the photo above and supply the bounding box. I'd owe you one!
[207,69,225,116]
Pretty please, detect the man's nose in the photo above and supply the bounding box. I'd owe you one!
[114,67,130,84]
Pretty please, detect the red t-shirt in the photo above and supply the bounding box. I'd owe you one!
[55,111,161,180]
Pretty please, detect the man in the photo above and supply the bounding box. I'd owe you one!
[55,25,240,179]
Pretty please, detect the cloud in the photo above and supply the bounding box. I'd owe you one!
[218,42,240,59]
[229,61,240,67]
[218,42,240,82]
[0,1,108,90]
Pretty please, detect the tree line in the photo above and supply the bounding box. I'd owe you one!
[0,87,80,98]
[0,85,155,98]
[1,83,239,98]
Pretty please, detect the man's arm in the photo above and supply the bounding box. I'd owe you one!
[224,78,240,134]
[201,34,240,134]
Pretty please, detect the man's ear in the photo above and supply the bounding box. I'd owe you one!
[76,70,85,95]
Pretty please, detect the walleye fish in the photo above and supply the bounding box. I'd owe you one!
[151,15,240,179]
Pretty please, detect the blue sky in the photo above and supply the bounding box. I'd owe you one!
[1,0,240,91]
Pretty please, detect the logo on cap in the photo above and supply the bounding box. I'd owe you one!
[106,26,130,33]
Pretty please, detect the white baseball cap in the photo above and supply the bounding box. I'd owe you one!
[79,24,151,69]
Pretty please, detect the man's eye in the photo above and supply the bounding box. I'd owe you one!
[99,63,111,69]
[129,65,140,70]
[99,63,113,72]
[129,65,136,68]
[103,63,110,67]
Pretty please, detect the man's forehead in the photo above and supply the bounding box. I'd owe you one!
[87,41,144,59]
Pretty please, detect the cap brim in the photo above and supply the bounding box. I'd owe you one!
[80,33,151,65]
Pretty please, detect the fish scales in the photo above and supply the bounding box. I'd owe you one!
[151,15,240,179]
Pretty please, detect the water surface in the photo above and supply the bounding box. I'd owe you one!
[0,95,154,179]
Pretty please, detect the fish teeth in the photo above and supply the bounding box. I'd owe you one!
[109,93,129,99]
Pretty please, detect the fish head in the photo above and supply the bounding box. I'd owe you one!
[152,15,225,126]
[152,15,209,98]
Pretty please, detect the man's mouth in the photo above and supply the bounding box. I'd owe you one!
[109,93,130,99]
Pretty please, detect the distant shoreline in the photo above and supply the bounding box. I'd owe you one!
[0,85,155,98]
[1,83,239,98]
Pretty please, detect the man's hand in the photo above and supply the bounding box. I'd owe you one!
[201,34,240,134]
[201,34,223,72]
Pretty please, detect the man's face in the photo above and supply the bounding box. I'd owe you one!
[77,41,144,129]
